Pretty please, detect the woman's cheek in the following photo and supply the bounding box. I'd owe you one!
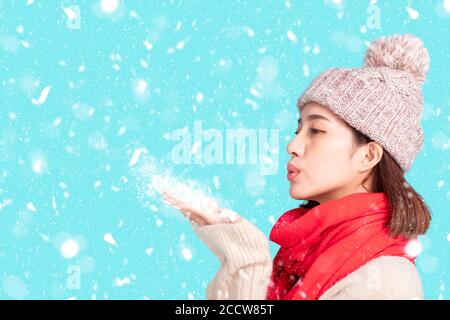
[309,152,347,187]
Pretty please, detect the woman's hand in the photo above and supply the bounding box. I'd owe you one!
[156,180,243,226]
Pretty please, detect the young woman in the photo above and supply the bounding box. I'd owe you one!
[159,33,432,300]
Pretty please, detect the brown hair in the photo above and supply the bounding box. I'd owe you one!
[299,127,432,239]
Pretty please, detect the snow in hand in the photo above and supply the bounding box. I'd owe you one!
[152,175,239,224]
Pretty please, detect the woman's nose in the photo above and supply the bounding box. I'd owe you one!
[287,135,304,157]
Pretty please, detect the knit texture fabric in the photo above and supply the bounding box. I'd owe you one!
[297,33,430,172]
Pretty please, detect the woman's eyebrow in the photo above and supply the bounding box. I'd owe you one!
[298,114,331,124]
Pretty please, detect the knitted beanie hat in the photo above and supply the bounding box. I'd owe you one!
[297,33,430,173]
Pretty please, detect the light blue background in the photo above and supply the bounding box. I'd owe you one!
[0,0,449,299]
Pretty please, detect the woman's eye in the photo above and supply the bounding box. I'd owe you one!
[294,128,323,135]
[310,128,323,135]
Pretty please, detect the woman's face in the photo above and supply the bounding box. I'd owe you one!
[287,102,375,204]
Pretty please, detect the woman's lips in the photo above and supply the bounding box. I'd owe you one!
[287,163,301,182]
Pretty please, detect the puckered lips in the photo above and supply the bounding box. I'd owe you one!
[287,162,301,182]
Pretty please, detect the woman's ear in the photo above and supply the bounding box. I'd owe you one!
[360,142,383,172]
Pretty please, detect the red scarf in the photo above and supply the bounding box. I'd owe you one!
[265,192,416,300]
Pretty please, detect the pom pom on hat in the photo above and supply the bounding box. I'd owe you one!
[363,33,430,85]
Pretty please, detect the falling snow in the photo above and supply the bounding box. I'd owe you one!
[103,233,117,247]
[0,0,448,301]
[406,6,420,20]
[181,248,193,261]
[31,85,51,105]
[60,239,80,259]
[405,239,423,258]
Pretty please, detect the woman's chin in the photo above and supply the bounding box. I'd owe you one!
[289,185,307,200]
